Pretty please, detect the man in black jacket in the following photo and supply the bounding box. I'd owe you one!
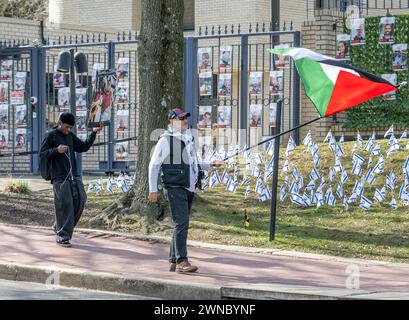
[40,112,103,247]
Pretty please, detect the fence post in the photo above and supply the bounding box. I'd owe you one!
[239,35,249,148]
[183,37,198,128]
[107,41,115,173]
[30,48,40,173]
[292,30,301,145]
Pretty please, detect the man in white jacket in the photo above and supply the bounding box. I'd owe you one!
[148,108,223,273]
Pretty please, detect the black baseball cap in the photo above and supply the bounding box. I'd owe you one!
[168,108,191,120]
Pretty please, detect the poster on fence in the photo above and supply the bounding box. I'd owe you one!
[392,44,407,71]
[198,131,212,160]
[53,65,65,88]
[76,110,87,132]
[88,69,116,128]
[350,18,365,45]
[114,141,129,161]
[379,17,395,44]
[269,103,277,128]
[15,105,27,127]
[336,34,350,60]
[381,73,397,100]
[116,109,129,132]
[198,105,212,129]
[198,47,212,71]
[15,72,26,91]
[217,73,231,97]
[15,128,26,149]
[0,60,12,81]
[92,63,105,86]
[0,104,8,126]
[116,57,129,82]
[10,91,24,105]
[219,45,232,69]
[58,87,70,110]
[269,70,283,96]
[75,88,87,110]
[217,105,231,128]
[199,72,212,96]
[249,104,262,128]
[0,129,8,150]
[274,43,290,68]
[115,82,129,105]
[249,72,263,96]
[0,82,8,103]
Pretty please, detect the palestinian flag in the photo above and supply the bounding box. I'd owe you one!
[267,47,398,117]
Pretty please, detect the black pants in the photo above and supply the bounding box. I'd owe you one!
[52,177,87,240]
[166,187,194,264]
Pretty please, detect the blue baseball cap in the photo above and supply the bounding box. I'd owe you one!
[168,108,191,120]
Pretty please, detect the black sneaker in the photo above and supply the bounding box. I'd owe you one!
[56,237,72,248]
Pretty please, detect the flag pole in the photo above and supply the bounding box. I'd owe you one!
[223,115,323,161]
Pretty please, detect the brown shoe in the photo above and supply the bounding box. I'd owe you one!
[169,263,176,272]
[176,261,198,273]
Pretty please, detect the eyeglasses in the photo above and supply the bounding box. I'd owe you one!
[177,116,187,121]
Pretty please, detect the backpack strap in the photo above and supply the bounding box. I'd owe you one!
[169,135,173,165]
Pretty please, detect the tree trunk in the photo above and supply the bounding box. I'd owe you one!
[90,0,184,231]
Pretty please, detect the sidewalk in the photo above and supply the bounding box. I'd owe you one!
[1,223,409,300]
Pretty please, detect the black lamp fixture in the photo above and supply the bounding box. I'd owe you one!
[74,52,88,73]
[56,50,88,74]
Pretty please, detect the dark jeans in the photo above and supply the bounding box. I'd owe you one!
[52,177,87,240]
[166,187,194,264]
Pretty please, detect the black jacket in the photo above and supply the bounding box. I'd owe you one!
[40,129,96,181]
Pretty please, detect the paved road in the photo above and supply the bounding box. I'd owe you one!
[0,279,156,300]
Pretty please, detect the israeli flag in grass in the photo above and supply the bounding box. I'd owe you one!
[87,183,95,193]
[313,187,323,205]
[336,183,343,199]
[367,155,373,168]
[210,173,219,188]
[341,169,349,184]
[323,130,332,143]
[107,179,115,194]
[343,196,349,210]
[251,165,261,178]
[386,171,397,190]
[259,186,272,202]
[328,167,335,182]
[266,142,275,156]
[319,176,327,189]
[241,176,250,186]
[384,125,394,138]
[399,129,407,141]
[303,131,313,147]
[386,145,397,157]
[365,167,376,185]
[390,197,398,209]
[353,153,365,166]
[364,137,375,152]
[289,180,299,194]
[280,185,287,202]
[339,134,344,144]
[291,192,306,206]
[351,163,363,176]
[255,178,264,194]
[264,168,273,183]
[399,183,408,200]
[373,188,386,203]
[302,192,311,206]
[298,176,304,189]
[292,165,300,180]
[359,195,372,210]
[371,144,381,156]
[352,179,364,197]
[305,179,315,191]
[226,177,237,193]
[283,159,290,173]
[202,178,209,190]
[403,157,409,178]
[356,131,363,148]
[312,150,321,167]
[348,192,358,204]
[221,169,229,184]
[255,152,264,165]
[334,157,343,172]
[310,167,320,181]
[373,156,385,174]
[324,186,336,206]
[335,144,344,157]
[286,136,296,157]
[119,180,129,193]
[245,184,251,197]
[284,174,290,187]
[328,136,337,153]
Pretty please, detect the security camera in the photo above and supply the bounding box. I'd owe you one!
[30,96,38,105]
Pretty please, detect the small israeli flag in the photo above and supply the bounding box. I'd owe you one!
[312,151,321,167]
[319,176,327,189]
[402,157,409,178]
[107,179,115,194]
[221,169,229,184]
[245,184,251,197]
[384,125,394,138]
[289,180,299,195]
[266,142,275,156]
[373,156,385,174]
[353,153,365,166]
[255,152,264,165]
[251,165,261,178]
[283,159,290,173]
[390,197,398,209]
[399,129,408,141]
[302,192,311,206]
[365,168,376,185]
[348,192,358,204]
[367,155,373,168]
[226,178,237,193]
[357,131,363,149]
[305,179,315,191]
[310,167,320,181]
[210,173,219,188]
[87,183,95,193]
[373,188,385,203]
[351,163,363,176]
[386,145,397,157]
[328,167,335,182]
[255,178,264,194]
[259,186,272,202]
[328,136,337,153]
[352,179,364,197]
[241,176,250,186]
[335,144,345,157]
[343,196,349,210]
[334,157,343,172]
[371,144,381,156]
[285,136,296,157]
[280,185,287,202]
[323,130,332,143]
[324,186,336,206]
[298,175,304,189]
[339,134,345,144]
[359,195,372,210]
[386,171,397,190]
[364,138,375,152]
[291,192,306,206]
[341,170,349,184]
[336,183,343,199]
[284,174,290,187]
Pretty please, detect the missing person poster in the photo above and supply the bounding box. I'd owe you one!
[0,104,8,126]
[116,109,129,132]
[198,47,212,71]
[269,103,277,128]
[269,71,283,95]
[336,34,351,60]
[15,105,27,127]
[0,60,12,81]
[379,17,395,44]
[0,82,8,103]
[88,69,116,128]
[58,87,70,111]
[114,141,129,161]
[76,88,87,110]
[198,105,212,129]
[392,44,407,71]
[217,73,232,97]
[92,63,105,86]
[274,43,290,68]
[249,72,263,96]
[219,45,232,69]
[381,73,397,100]
[0,129,8,150]
[53,65,65,88]
[217,105,231,128]
[15,72,26,91]
[249,104,262,128]
[76,110,87,132]
[10,91,24,105]
[350,18,365,45]
[199,72,212,96]
[116,57,129,82]
[115,82,129,105]
[15,128,26,149]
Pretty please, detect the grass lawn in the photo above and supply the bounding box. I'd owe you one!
[86,138,409,263]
